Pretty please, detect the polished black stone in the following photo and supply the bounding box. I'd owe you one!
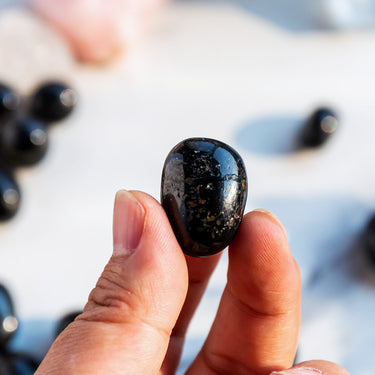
[161,138,248,257]
[0,117,48,166]
[0,171,20,221]
[301,107,338,147]
[0,284,17,346]
[55,310,82,337]
[0,85,19,124]
[30,82,77,122]
[364,215,375,264]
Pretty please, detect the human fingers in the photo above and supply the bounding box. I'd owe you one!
[187,209,301,375]
[36,190,188,375]
[161,253,222,374]
[271,360,350,375]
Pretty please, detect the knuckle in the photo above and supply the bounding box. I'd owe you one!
[83,263,143,324]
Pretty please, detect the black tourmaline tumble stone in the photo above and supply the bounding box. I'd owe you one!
[0,117,48,166]
[161,138,248,257]
[301,107,338,147]
[0,170,20,221]
[0,84,19,124]
[30,82,77,122]
[0,284,18,345]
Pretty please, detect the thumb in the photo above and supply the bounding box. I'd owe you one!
[271,360,350,375]
[36,190,189,375]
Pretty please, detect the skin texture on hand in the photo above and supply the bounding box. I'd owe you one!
[32,0,165,63]
[35,190,349,375]
[272,360,350,375]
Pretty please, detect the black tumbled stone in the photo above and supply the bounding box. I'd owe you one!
[161,137,248,257]
[0,117,48,166]
[30,82,77,122]
[0,171,20,221]
[301,107,338,147]
[0,284,18,345]
[0,85,19,124]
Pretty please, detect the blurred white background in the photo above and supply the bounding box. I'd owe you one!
[0,0,375,373]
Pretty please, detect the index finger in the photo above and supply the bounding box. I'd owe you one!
[187,209,301,374]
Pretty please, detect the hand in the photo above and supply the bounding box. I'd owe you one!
[35,190,349,375]
[32,0,164,63]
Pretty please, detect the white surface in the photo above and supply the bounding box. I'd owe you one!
[0,1,375,373]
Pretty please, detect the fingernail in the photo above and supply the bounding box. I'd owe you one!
[253,208,288,240]
[271,367,323,375]
[113,190,145,256]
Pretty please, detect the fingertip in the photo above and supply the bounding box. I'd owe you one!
[273,360,350,375]
[230,208,292,268]
[251,208,288,242]
[238,208,289,252]
[113,190,145,255]
[187,209,301,375]
[108,189,189,326]
[228,207,301,315]
[128,190,188,265]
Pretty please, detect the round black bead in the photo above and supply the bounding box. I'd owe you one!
[364,215,375,264]
[0,85,19,124]
[55,310,82,337]
[30,82,77,122]
[301,107,338,147]
[0,284,18,346]
[161,138,248,257]
[0,171,20,221]
[0,117,48,166]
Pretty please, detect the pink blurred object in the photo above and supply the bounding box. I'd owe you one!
[32,0,165,63]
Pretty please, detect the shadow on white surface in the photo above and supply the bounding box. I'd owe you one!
[235,115,304,155]
[255,193,375,373]
[255,194,370,282]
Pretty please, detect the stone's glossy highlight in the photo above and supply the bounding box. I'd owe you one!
[0,117,48,166]
[161,138,248,257]
[31,82,77,122]
[301,107,338,147]
[0,84,19,123]
[0,170,20,221]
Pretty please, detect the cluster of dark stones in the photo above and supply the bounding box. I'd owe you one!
[0,282,81,375]
[0,82,77,221]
